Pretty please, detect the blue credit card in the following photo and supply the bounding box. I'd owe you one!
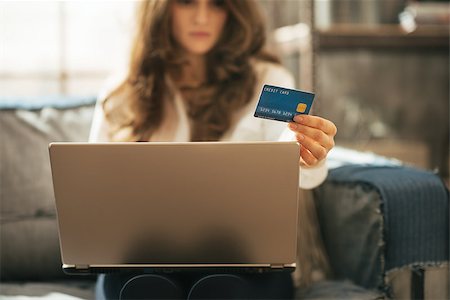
[254,84,315,122]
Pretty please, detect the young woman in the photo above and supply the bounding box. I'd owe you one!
[91,0,337,298]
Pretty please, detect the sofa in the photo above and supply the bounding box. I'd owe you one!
[0,96,448,299]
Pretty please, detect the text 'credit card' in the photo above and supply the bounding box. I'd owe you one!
[254,84,315,123]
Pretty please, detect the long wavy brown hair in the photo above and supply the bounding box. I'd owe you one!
[103,0,280,141]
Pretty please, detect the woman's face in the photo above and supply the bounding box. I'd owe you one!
[171,0,228,56]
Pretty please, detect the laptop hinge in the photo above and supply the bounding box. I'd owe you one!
[75,265,89,270]
[270,264,284,269]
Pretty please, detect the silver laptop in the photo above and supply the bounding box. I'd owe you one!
[49,141,300,274]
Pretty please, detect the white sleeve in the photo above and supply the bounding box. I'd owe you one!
[88,99,110,142]
[261,64,328,189]
[89,70,127,143]
[279,128,328,189]
[89,73,126,142]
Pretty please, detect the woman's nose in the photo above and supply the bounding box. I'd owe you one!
[193,2,209,25]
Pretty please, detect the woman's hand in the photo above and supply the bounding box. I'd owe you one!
[288,115,337,167]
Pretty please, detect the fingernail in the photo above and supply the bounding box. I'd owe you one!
[298,134,305,140]
[294,115,304,122]
[289,123,297,130]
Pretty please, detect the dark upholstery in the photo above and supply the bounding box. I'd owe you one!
[314,181,384,290]
[314,165,449,298]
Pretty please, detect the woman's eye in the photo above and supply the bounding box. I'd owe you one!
[212,0,225,8]
[176,0,194,5]
[174,0,225,9]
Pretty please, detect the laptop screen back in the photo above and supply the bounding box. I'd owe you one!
[49,142,299,270]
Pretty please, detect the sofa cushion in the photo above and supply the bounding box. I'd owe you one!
[1,100,95,280]
[296,280,383,300]
[0,280,95,299]
[314,164,449,297]
[313,180,384,290]
[326,165,449,271]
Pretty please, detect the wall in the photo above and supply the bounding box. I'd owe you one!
[315,45,449,178]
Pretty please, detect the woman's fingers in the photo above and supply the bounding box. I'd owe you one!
[295,132,328,162]
[293,115,337,136]
[292,124,334,150]
[288,115,337,166]
[299,146,318,166]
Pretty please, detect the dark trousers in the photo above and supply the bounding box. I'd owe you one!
[96,271,294,299]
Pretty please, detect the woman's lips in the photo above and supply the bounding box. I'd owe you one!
[190,32,210,37]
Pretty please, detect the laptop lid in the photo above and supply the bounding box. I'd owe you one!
[49,141,300,273]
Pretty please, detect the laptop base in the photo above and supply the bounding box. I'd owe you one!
[63,265,296,275]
